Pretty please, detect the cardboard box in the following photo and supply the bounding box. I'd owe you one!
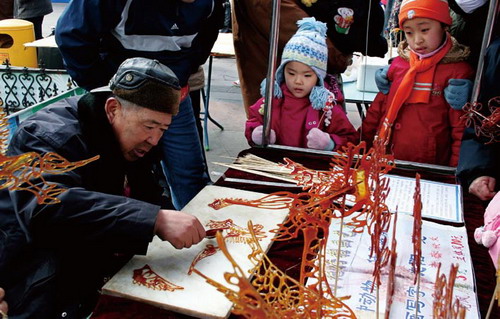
[356,56,388,93]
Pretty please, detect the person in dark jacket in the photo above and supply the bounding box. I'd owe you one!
[0,57,206,318]
[55,0,225,210]
[457,35,500,201]
[0,0,13,21]
[13,0,53,39]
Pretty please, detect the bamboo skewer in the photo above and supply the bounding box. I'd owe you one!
[213,162,298,184]
[214,154,329,184]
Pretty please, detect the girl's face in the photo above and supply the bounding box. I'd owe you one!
[402,18,446,55]
[284,61,318,99]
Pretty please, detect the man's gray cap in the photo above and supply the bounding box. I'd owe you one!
[91,57,181,114]
[110,58,181,91]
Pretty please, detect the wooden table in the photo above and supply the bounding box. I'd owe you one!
[92,147,498,318]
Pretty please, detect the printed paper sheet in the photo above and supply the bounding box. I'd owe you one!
[323,214,479,318]
[385,174,463,223]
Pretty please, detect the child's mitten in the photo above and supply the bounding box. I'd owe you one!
[306,128,335,151]
[251,125,276,145]
[375,65,390,94]
[444,79,473,110]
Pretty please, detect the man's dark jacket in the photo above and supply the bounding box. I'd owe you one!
[0,93,166,318]
[456,36,500,191]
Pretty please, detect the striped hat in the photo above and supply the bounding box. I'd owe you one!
[262,17,332,110]
[276,17,328,87]
[399,0,453,28]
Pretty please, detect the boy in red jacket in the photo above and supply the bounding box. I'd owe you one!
[360,0,474,166]
[245,17,358,151]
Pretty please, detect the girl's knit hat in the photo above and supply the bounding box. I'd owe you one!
[399,0,453,28]
[261,17,333,110]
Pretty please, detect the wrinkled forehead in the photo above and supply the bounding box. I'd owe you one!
[133,106,172,126]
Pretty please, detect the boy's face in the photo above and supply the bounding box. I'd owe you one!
[106,98,172,162]
[402,18,446,55]
[284,61,318,99]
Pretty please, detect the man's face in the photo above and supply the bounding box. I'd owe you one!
[106,98,172,161]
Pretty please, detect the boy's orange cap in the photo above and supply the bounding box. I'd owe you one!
[398,0,452,28]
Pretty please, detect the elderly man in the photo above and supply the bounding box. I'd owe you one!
[0,58,206,318]
[56,0,225,210]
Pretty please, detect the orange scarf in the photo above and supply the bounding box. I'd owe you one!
[377,33,453,142]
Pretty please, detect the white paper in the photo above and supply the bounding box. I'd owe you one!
[385,174,463,223]
[102,185,290,319]
[322,214,479,319]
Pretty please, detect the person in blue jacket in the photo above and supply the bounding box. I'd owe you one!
[55,0,224,209]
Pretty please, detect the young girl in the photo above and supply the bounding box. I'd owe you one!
[245,17,358,151]
[361,0,474,166]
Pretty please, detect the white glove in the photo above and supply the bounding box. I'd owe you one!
[251,125,276,145]
[306,128,335,151]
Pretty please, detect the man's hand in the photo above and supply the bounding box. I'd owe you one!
[154,210,206,249]
[375,65,390,94]
[469,176,497,201]
[251,125,276,145]
[0,288,8,317]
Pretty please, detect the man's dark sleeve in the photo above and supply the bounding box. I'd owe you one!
[456,128,500,191]
[6,122,159,253]
[456,36,500,190]
[188,0,225,74]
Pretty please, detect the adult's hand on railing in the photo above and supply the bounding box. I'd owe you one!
[469,176,497,201]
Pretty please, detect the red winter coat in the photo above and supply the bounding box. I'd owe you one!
[360,41,473,166]
[245,84,358,150]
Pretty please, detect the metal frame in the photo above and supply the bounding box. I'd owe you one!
[201,55,225,151]
[0,60,77,115]
[471,0,499,103]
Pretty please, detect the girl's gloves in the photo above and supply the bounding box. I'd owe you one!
[444,79,473,110]
[375,65,391,94]
[252,126,335,151]
[375,68,473,111]
[306,128,335,151]
[251,125,276,145]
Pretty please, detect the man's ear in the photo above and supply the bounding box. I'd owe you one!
[105,97,121,124]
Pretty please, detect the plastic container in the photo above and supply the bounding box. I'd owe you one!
[0,19,38,68]
[356,56,388,93]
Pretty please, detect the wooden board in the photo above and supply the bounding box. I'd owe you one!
[102,185,290,319]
